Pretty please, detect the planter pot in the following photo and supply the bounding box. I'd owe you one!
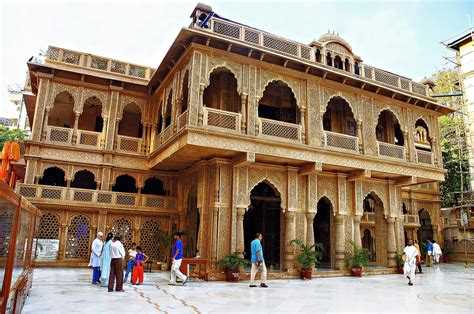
[225,268,239,282]
[161,263,169,271]
[398,266,404,274]
[300,268,312,280]
[443,256,451,263]
[351,267,362,277]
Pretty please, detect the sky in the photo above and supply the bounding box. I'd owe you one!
[1,0,473,118]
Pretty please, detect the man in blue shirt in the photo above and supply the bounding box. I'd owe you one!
[250,233,268,288]
[426,239,433,267]
[170,232,187,285]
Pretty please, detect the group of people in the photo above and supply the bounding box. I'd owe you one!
[403,238,444,286]
[88,232,149,292]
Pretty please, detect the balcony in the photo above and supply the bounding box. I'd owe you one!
[361,212,375,224]
[198,16,429,97]
[46,46,155,81]
[76,130,102,149]
[17,184,177,211]
[257,118,301,142]
[203,107,241,133]
[117,135,142,154]
[324,131,359,153]
[377,141,405,160]
[416,149,433,165]
[46,126,73,145]
[403,214,420,227]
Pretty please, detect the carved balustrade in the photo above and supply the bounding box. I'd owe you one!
[257,117,301,142]
[76,130,101,149]
[117,135,142,154]
[203,107,241,133]
[46,126,73,145]
[416,149,433,165]
[324,131,359,153]
[377,141,405,160]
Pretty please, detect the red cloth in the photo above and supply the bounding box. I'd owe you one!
[10,141,20,161]
[132,263,144,284]
[1,141,11,181]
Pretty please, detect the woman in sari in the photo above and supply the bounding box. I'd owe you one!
[100,232,114,287]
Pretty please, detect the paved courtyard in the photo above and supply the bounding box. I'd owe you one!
[23,263,473,313]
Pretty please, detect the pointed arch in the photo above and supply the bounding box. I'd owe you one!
[323,96,357,135]
[78,96,103,132]
[259,80,298,124]
[118,102,143,138]
[203,66,240,113]
[205,63,242,94]
[48,91,75,128]
[39,166,67,187]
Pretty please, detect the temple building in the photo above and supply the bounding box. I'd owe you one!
[19,3,452,275]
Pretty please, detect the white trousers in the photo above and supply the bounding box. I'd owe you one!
[250,262,267,285]
[433,253,441,263]
[170,258,187,283]
[404,262,416,282]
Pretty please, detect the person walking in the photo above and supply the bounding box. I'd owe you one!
[108,235,126,292]
[426,239,433,267]
[403,240,419,286]
[100,232,114,287]
[124,242,137,283]
[88,232,103,284]
[414,239,423,274]
[432,240,442,264]
[132,246,149,285]
[249,233,268,288]
[169,232,187,285]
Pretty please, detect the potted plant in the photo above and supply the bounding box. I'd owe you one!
[395,252,405,274]
[442,245,453,263]
[290,239,323,280]
[345,241,370,277]
[155,229,174,271]
[420,242,428,265]
[218,253,250,282]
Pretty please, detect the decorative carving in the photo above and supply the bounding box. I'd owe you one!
[48,82,81,112]
[206,55,243,94]
[317,175,337,212]
[259,70,301,107]
[322,87,359,121]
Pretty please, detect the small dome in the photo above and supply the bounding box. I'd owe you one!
[317,32,352,52]
[420,78,436,87]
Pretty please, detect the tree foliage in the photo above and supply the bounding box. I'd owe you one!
[0,126,28,150]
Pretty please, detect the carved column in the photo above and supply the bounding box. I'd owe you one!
[241,93,247,133]
[113,119,120,150]
[101,117,108,149]
[431,137,439,166]
[334,214,346,270]
[198,84,205,126]
[387,217,397,267]
[58,223,67,260]
[161,113,166,133]
[140,123,147,154]
[41,107,51,141]
[175,99,183,132]
[211,207,219,266]
[353,215,362,247]
[72,112,80,145]
[306,212,316,246]
[196,208,203,257]
[235,206,246,258]
[255,96,261,135]
[300,107,306,143]
[284,211,296,271]
[403,131,410,160]
[357,119,363,153]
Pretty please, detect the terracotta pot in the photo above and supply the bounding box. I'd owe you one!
[225,268,239,282]
[300,268,312,280]
[351,266,362,277]
[443,255,451,263]
[398,266,404,274]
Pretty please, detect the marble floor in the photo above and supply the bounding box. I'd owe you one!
[23,263,473,313]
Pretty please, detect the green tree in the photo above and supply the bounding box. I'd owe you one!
[0,126,28,150]
[430,68,469,207]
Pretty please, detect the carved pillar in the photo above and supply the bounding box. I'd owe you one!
[387,217,397,267]
[41,107,51,141]
[284,211,296,270]
[140,123,147,154]
[175,99,183,132]
[58,223,67,260]
[161,113,166,133]
[334,214,346,270]
[72,112,80,144]
[306,212,316,246]
[357,119,363,153]
[353,215,362,247]
[255,96,261,135]
[114,119,120,150]
[211,207,219,266]
[101,117,108,149]
[198,84,205,126]
[300,107,306,143]
[196,208,203,257]
[241,93,247,133]
[431,137,439,166]
[403,131,410,160]
[235,206,246,258]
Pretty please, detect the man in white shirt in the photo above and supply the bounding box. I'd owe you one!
[403,240,419,286]
[88,232,103,284]
[108,235,126,292]
[432,240,442,264]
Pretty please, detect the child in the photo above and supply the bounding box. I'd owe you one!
[132,246,149,285]
[124,243,137,283]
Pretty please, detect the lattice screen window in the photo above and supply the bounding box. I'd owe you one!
[38,213,60,240]
[0,208,14,257]
[65,215,91,259]
[109,218,133,250]
[139,219,162,260]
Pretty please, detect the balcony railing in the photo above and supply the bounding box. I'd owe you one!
[46,126,72,145]
[117,135,142,154]
[76,129,101,148]
[17,184,177,209]
[46,46,155,81]
[403,214,420,225]
[198,16,429,97]
[258,118,301,142]
[377,141,405,160]
[416,149,433,165]
[203,107,241,132]
[361,212,375,223]
[324,131,359,153]
[178,110,188,131]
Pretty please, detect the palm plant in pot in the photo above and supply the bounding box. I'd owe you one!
[345,241,370,276]
[442,245,453,263]
[290,239,323,280]
[218,253,250,282]
[155,229,174,271]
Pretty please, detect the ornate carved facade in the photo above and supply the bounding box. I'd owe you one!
[20,4,451,274]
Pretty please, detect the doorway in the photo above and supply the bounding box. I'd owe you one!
[314,197,332,266]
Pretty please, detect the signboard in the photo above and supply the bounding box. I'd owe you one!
[460,211,469,228]
[35,239,59,261]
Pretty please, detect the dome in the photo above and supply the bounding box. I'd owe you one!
[312,32,353,54]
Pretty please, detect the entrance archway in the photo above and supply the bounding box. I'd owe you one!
[362,228,376,262]
[417,209,433,242]
[314,197,332,267]
[185,183,199,257]
[244,181,281,269]
[362,192,387,266]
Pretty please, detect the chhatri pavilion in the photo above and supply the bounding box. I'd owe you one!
[19,3,451,276]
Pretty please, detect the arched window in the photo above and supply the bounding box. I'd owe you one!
[48,91,75,128]
[344,58,350,72]
[315,49,322,63]
[334,56,343,70]
[78,96,103,132]
[165,90,173,128]
[414,119,431,151]
[354,62,360,75]
[376,110,404,146]
[142,177,167,196]
[259,80,298,124]
[181,70,189,113]
[326,52,333,66]
[39,167,66,187]
[157,100,164,133]
[112,174,137,193]
[203,67,240,113]
[323,96,356,135]
[118,103,142,138]
[65,215,91,259]
[71,170,96,190]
